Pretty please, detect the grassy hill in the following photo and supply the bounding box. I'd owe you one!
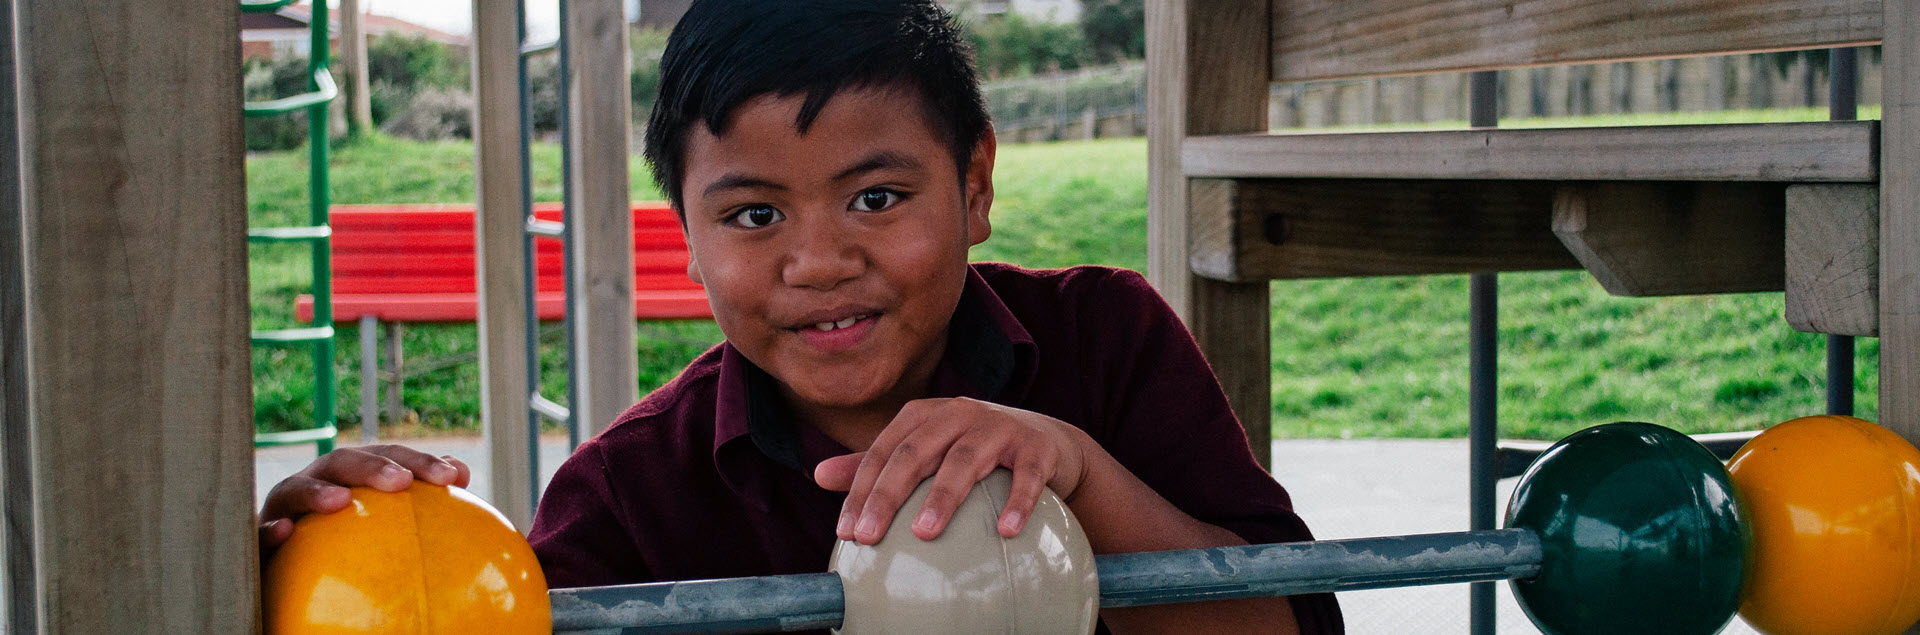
[246,115,1874,440]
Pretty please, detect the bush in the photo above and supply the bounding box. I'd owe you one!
[965,13,1085,78]
[242,57,325,152]
[380,87,473,141]
[1080,0,1144,64]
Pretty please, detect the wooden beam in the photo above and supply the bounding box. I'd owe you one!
[1552,182,1787,296]
[1184,122,1880,183]
[473,0,536,530]
[1881,1,1920,448]
[1786,184,1878,336]
[566,0,637,440]
[0,0,29,626]
[1190,178,1579,283]
[1271,0,1884,83]
[340,0,373,135]
[1147,0,1274,469]
[13,0,256,629]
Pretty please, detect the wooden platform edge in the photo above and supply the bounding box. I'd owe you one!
[1553,182,1788,297]
[1786,184,1879,336]
[1184,121,1880,183]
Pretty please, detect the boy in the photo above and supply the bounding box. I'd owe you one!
[260,0,1340,631]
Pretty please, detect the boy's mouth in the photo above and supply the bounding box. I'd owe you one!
[787,310,881,352]
[809,314,871,332]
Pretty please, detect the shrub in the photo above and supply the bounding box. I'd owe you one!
[965,13,1085,78]
[380,87,473,141]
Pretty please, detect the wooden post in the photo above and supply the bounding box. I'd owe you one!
[1146,0,1273,469]
[0,0,29,627]
[341,0,373,135]
[567,0,637,440]
[474,0,536,530]
[10,0,257,629]
[1881,1,1920,453]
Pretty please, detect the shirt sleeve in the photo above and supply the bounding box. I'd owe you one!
[528,440,652,589]
[1079,269,1345,634]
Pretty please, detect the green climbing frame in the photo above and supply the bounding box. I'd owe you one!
[245,0,338,452]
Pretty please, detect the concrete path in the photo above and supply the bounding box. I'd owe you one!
[257,437,1761,634]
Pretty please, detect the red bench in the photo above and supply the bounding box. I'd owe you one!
[295,202,712,427]
[296,202,711,323]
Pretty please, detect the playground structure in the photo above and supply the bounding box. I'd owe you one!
[0,0,1916,632]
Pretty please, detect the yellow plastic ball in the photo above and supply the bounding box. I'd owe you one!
[1728,415,1920,635]
[264,483,550,634]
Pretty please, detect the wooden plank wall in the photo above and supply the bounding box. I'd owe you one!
[1147,0,1275,469]
[1271,0,1883,82]
[12,0,257,629]
[473,0,537,530]
[1881,2,1919,455]
[567,0,638,439]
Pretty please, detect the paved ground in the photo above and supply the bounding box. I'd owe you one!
[257,437,1761,634]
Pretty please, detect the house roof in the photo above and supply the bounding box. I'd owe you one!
[243,4,470,47]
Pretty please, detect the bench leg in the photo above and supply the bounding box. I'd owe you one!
[384,321,404,426]
[360,315,378,445]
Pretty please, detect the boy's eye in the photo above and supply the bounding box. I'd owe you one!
[729,205,784,228]
[851,189,902,212]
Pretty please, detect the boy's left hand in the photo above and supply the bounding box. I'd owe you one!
[814,397,1093,545]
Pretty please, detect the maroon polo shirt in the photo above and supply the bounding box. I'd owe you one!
[529,262,1343,633]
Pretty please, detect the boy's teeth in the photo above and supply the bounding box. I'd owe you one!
[810,315,867,332]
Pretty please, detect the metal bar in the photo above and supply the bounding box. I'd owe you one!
[526,218,566,237]
[1466,68,1501,635]
[1829,46,1858,417]
[244,69,338,117]
[530,394,571,423]
[309,0,336,454]
[360,316,378,445]
[549,530,1543,633]
[515,0,543,510]
[384,322,404,425]
[240,0,300,13]
[556,0,583,452]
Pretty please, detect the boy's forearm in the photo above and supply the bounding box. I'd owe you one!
[1066,437,1303,635]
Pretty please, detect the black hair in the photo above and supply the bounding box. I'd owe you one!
[643,0,990,210]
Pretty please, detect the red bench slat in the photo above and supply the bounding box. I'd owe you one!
[297,203,712,323]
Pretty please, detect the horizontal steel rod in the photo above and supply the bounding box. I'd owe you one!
[530,393,571,422]
[550,529,1542,633]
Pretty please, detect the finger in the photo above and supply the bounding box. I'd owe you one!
[814,452,863,492]
[259,475,355,523]
[439,455,473,488]
[258,518,295,551]
[998,457,1053,538]
[299,448,415,492]
[910,438,1003,541]
[837,403,937,540]
[853,430,963,545]
[357,445,464,487]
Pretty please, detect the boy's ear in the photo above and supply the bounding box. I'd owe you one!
[679,214,704,285]
[964,129,996,247]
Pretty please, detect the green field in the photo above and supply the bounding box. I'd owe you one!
[247,109,1877,440]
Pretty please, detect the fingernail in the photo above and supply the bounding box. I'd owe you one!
[1000,510,1025,535]
[836,512,855,536]
[428,462,456,482]
[381,464,408,482]
[913,508,939,531]
[855,513,880,539]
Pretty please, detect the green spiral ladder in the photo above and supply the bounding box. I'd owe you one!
[244,0,339,452]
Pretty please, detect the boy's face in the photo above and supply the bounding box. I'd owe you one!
[678,86,994,417]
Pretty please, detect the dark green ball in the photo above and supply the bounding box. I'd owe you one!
[1505,422,1748,635]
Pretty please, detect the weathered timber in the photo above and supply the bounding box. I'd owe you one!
[566,0,637,439]
[1786,184,1879,336]
[1271,0,1884,83]
[14,0,257,629]
[1190,179,1580,283]
[1147,0,1274,468]
[1881,1,1920,453]
[474,0,536,530]
[1553,182,1788,296]
[1184,122,1879,183]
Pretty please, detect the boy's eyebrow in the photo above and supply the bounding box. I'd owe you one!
[832,151,923,182]
[701,174,787,198]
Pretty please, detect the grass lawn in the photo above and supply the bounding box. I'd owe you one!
[247,109,1876,440]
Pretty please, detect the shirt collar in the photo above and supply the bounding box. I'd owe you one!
[710,265,1039,501]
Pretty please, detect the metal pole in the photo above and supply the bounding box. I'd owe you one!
[516,0,543,509]
[1828,47,1858,417]
[361,316,378,444]
[550,530,1544,632]
[1466,69,1501,635]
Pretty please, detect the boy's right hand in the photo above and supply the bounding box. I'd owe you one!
[258,445,471,552]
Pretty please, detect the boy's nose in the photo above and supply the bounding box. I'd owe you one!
[781,215,865,290]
